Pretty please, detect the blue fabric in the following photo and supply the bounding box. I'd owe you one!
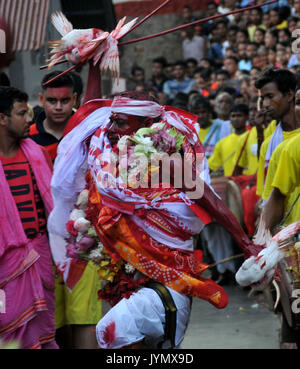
[238,59,252,71]
[208,43,224,61]
[163,78,194,100]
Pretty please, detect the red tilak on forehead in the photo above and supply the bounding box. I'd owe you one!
[45,87,73,98]
[110,112,153,130]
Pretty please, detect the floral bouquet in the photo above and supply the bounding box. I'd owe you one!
[117,122,184,186]
[65,188,149,304]
[65,188,125,283]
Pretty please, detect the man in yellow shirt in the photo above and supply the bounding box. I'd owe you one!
[262,135,300,226]
[232,96,276,177]
[263,135,300,231]
[190,94,231,158]
[208,103,248,176]
[261,86,300,349]
[254,67,299,197]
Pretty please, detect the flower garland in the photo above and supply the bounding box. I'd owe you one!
[117,122,184,186]
[65,188,124,283]
[65,188,150,305]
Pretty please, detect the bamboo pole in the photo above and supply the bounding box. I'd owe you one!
[209,253,245,268]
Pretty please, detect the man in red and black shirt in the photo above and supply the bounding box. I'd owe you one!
[30,71,77,161]
[0,86,57,348]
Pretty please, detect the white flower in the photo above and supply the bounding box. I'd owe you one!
[76,189,89,210]
[97,241,104,253]
[124,263,135,274]
[70,209,86,221]
[134,144,157,156]
[89,248,105,263]
[73,217,91,233]
[150,122,165,130]
[117,135,131,151]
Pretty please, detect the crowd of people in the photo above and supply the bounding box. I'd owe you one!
[0,0,300,350]
[126,2,300,107]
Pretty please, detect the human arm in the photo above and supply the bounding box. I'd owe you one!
[231,132,249,176]
[83,60,102,104]
[262,187,285,234]
[207,141,222,173]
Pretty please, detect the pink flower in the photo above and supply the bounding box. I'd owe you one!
[73,217,91,233]
[76,189,89,210]
[66,220,78,237]
[66,243,80,259]
[77,235,95,252]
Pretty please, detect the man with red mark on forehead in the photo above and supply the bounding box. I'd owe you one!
[30,71,77,162]
[48,89,262,349]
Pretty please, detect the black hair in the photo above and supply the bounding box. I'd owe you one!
[277,40,290,48]
[228,25,240,33]
[230,103,249,115]
[152,57,168,68]
[173,60,187,68]
[270,6,279,14]
[118,90,158,102]
[131,65,145,76]
[216,86,237,97]
[234,92,244,99]
[266,28,278,39]
[69,72,83,96]
[200,57,215,68]
[210,23,218,32]
[251,7,263,16]
[172,92,188,110]
[278,27,291,39]
[225,55,239,64]
[254,28,266,35]
[255,67,297,95]
[194,67,212,80]
[237,28,249,40]
[226,46,238,53]
[207,1,217,7]
[0,86,28,115]
[216,19,228,27]
[42,71,74,90]
[268,45,277,52]
[165,62,174,68]
[189,95,213,113]
[279,6,291,21]
[186,57,198,66]
[288,16,300,24]
[0,72,10,87]
[216,69,230,79]
[247,41,259,48]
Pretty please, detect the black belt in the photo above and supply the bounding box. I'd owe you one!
[145,281,177,349]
